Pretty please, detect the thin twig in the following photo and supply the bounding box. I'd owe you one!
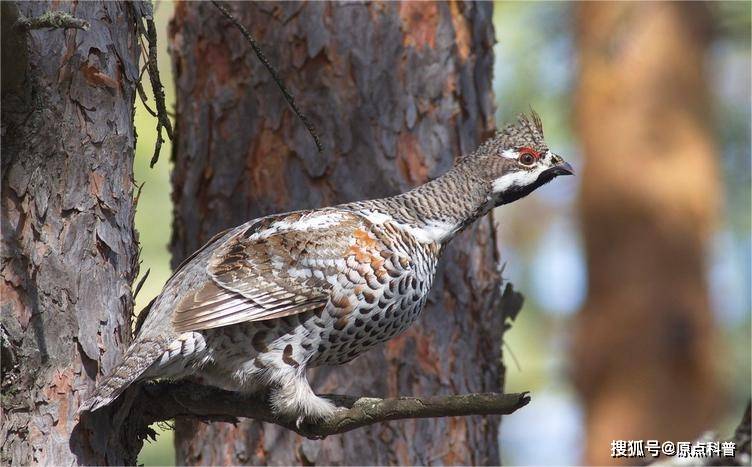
[133,180,146,205]
[150,122,164,168]
[145,18,173,140]
[136,62,158,117]
[138,14,173,168]
[136,381,530,439]
[133,268,150,300]
[16,11,89,31]
[210,0,323,153]
[503,340,522,373]
[137,82,158,117]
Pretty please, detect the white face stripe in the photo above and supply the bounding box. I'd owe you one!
[491,150,553,193]
[492,170,541,193]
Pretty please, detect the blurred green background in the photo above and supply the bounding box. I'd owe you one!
[134,2,750,465]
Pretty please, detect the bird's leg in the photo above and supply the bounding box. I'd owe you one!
[269,368,344,437]
[270,372,336,418]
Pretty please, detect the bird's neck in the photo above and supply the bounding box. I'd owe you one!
[357,165,492,244]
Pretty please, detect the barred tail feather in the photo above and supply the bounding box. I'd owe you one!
[80,339,165,412]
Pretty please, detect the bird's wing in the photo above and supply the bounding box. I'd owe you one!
[172,209,379,332]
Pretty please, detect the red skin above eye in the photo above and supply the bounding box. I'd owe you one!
[519,147,541,160]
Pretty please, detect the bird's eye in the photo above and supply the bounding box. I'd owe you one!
[519,153,535,166]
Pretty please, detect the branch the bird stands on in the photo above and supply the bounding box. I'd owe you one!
[131,382,531,439]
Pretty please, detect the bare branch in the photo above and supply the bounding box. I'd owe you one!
[15,11,89,31]
[135,10,173,168]
[133,268,150,300]
[149,122,164,168]
[210,0,324,153]
[144,18,173,141]
[136,80,158,118]
[134,381,530,438]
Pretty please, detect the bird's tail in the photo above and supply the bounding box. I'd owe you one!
[80,338,165,412]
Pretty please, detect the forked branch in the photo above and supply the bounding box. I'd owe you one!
[133,381,530,438]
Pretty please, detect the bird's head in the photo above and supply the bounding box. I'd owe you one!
[463,111,574,206]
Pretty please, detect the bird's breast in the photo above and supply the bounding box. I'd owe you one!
[303,231,440,367]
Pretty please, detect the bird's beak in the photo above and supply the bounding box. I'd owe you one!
[542,155,574,178]
[550,160,574,176]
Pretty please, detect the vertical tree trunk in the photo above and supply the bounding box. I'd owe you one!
[573,2,720,464]
[1,2,141,465]
[169,1,502,464]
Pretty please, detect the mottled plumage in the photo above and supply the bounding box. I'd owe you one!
[81,112,572,424]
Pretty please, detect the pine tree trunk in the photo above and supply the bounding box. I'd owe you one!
[1,2,141,465]
[573,3,721,464]
[169,1,503,464]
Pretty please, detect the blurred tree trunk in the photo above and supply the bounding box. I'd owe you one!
[574,2,721,464]
[1,2,141,465]
[169,1,503,464]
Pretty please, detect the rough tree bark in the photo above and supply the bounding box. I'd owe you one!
[1,2,142,465]
[573,2,721,464]
[169,1,504,464]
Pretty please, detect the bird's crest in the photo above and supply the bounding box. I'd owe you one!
[497,110,546,150]
[470,110,548,160]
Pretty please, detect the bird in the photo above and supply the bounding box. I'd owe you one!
[81,111,573,427]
